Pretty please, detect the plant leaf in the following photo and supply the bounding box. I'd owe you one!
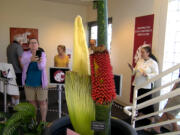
[3,122,21,135]
[14,103,36,117]
[5,112,32,128]
[73,16,90,75]
[65,72,95,135]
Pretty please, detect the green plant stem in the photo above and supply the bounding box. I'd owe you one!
[94,103,112,135]
[97,0,108,48]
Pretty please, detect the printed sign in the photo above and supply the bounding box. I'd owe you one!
[49,67,69,85]
[91,121,105,131]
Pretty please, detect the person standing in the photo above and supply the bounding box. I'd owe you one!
[7,35,23,105]
[21,38,48,122]
[88,39,96,54]
[54,45,69,67]
[128,46,159,116]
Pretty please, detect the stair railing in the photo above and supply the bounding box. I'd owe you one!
[124,63,180,134]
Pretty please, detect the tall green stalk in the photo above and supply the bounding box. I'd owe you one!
[95,103,112,135]
[97,0,108,48]
[94,1,113,135]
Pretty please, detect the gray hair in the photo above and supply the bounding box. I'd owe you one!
[13,34,23,43]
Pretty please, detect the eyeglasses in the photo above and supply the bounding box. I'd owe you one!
[29,42,38,44]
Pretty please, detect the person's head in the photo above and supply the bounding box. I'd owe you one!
[28,38,39,52]
[141,46,158,62]
[89,39,96,48]
[57,45,66,55]
[141,46,151,60]
[13,34,23,45]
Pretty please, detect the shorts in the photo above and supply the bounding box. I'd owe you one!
[24,86,48,101]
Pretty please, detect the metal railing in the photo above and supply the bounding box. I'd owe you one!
[124,63,180,134]
[0,77,68,119]
[0,77,10,113]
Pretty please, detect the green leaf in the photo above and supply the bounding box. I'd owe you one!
[0,102,47,135]
[6,112,32,128]
[36,121,48,135]
[14,103,36,117]
[3,122,21,135]
[65,72,95,135]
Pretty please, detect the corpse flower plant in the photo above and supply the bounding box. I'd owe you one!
[90,0,116,135]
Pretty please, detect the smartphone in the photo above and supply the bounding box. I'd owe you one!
[36,49,42,59]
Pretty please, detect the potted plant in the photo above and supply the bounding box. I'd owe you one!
[0,102,47,135]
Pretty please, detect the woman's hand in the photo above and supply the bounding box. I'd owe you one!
[31,55,39,62]
[38,57,42,63]
[142,72,147,77]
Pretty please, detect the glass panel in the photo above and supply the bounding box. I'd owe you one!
[161,0,180,117]
[91,26,97,41]
[90,24,112,51]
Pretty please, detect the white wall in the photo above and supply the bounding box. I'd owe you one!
[87,0,168,105]
[0,0,87,72]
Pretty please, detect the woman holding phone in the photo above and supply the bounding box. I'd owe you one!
[128,46,159,117]
[21,38,48,122]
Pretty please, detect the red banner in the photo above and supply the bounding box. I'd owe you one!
[130,14,154,102]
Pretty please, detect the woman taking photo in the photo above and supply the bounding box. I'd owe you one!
[21,38,48,122]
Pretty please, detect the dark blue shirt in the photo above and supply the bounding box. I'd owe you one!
[25,62,42,87]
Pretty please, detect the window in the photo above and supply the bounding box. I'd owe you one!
[88,18,112,51]
[160,0,180,110]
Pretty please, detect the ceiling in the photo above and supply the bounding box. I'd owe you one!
[43,0,93,6]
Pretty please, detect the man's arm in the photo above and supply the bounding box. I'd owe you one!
[17,45,23,69]
[18,56,23,69]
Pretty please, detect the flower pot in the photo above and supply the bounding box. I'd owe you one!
[44,116,137,135]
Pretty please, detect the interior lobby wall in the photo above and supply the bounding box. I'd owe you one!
[0,0,168,105]
[0,0,87,71]
[87,0,168,105]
